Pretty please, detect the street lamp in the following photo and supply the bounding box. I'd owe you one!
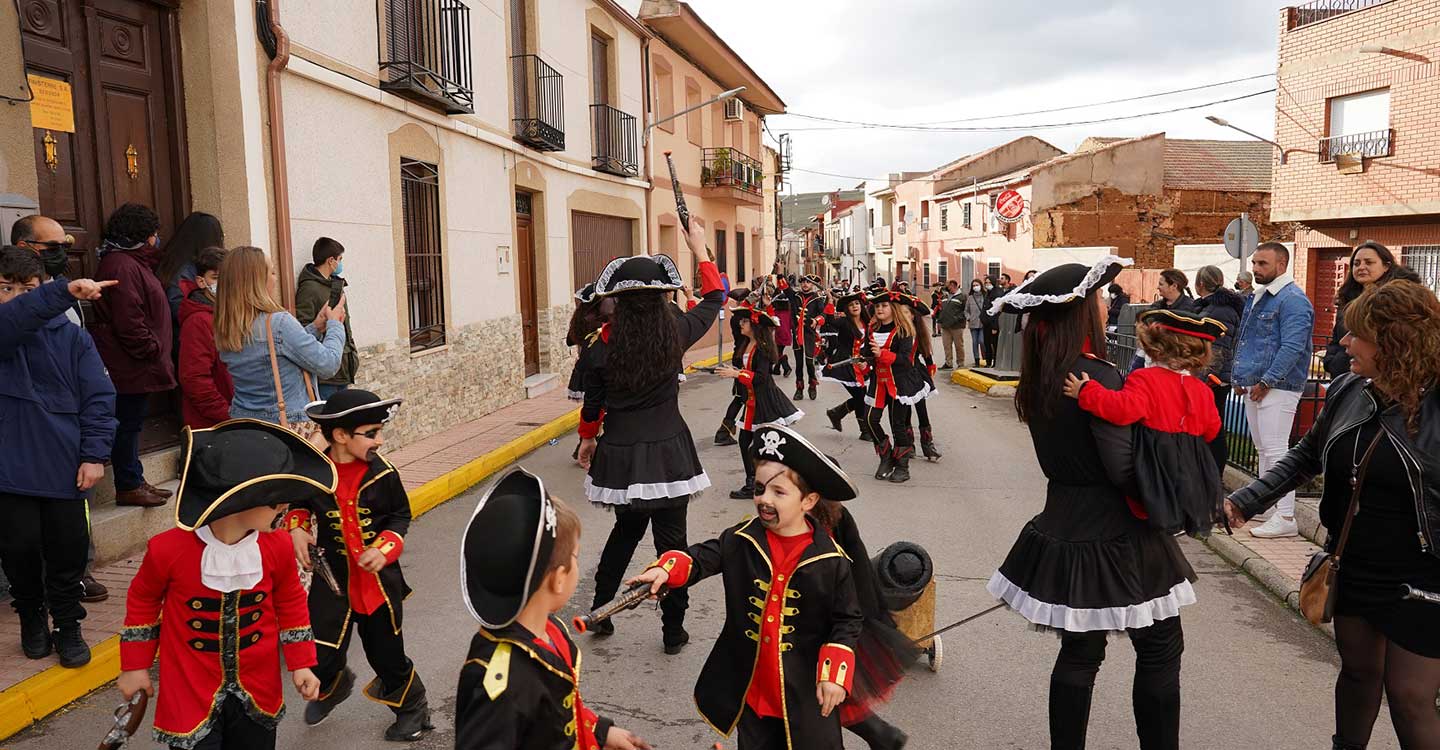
[1205,115,1288,165]
[643,87,745,147]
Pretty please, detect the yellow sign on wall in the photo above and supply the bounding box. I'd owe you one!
[28,75,76,133]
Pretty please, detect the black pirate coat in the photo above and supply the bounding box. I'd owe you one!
[654,516,863,749]
[819,316,868,387]
[778,286,827,356]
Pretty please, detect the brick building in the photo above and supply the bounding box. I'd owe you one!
[1029,133,1285,270]
[1272,0,1440,338]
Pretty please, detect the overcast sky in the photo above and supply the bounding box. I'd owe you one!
[631,0,1290,194]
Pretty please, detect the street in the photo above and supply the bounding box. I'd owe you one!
[7,373,1399,749]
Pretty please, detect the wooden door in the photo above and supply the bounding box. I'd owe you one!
[516,192,540,377]
[1312,248,1352,344]
[590,34,608,106]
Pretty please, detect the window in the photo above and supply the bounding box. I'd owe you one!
[923,262,931,287]
[940,206,948,231]
[715,228,727,274]
[938,260,948,287]
[654,58,674,133]
[1323,88,1392,162]
[920,201,930,231]
[868,208,875,228]
[1404,246,1440,296]
[380,0,474,114]
[987,260,1002,282]
[963,203,972,229]
[736,231,746,282]
[401,158,446,352]
[686,81,702,147]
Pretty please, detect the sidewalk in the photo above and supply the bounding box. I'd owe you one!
[0,346,729,741]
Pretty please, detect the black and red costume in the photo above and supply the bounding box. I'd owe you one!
[777,277,826,398]
[863,294,929,482]
[820,294,873,441]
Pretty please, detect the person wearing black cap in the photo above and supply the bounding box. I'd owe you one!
[117,420,331,749]
[455,468,651,750]
[864,291,930,483]
[820,290,875,442]
[629,425,863,750]
[776,274,826,400]
[578,218,723,655]
[282,390,431,740]
[984,258,1197,750]
[716,305,803,499]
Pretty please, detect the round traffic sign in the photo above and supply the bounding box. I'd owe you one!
[995,189,1025,222]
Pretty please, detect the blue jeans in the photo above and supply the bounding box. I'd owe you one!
[111,393,149,492]
[317,382,348,401]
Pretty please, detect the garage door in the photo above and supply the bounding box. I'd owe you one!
[572,212,634,289]
[1312,248,1350,345]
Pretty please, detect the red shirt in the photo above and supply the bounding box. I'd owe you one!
[745,522,814,718]
[534,619,603,749]
[335,459,388,614]
[1077,366,1221,441]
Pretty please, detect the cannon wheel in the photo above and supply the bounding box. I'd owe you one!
[927,635,942,672]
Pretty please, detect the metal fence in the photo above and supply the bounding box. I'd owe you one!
[379,0,474,114]
[1320,128,1393,162]
[1289,0,1392,30]
[590,104,638,177]
[400,159,446,352]
[511,54,565,152]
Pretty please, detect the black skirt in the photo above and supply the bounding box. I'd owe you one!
[1132,426,1222,538]
[584,404,709,510]
[741,384,803,430]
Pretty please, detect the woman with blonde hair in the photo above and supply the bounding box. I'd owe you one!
[1226,280,1440,750]
[215,246,346,426]
[864,291,929,483]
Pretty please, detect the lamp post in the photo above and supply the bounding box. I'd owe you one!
[1205,115,1288,165]
[644,86,745,146]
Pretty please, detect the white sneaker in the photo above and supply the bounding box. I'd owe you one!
[1249,514,1298,539]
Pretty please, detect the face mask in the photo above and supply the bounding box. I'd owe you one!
[333,260,344,276]
[39,247,69,278]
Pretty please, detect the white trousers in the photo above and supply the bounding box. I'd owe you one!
[1244,388,1303,518]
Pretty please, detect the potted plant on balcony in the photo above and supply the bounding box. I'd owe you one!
[713,148,733,185]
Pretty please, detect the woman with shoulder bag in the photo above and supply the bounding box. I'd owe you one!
[214,246,346,437]
[1224,280,1440,750]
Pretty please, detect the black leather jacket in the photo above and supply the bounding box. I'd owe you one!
[1230,373,1440,560]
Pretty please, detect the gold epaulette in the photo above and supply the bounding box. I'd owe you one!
[483,642,511,699]
[585,327,604,346]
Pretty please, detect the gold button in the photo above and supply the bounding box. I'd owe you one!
[254,593,264,601]
[190,601,202,610]
[763,636,771,643]
[766,616,774,622]
[771,596,779,602]
[777,574,785,581]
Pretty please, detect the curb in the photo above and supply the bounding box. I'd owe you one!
[0,636,120,741]
[950,368,1007,394]
[1202,532,1333,640]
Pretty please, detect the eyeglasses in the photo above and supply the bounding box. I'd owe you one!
[354,427,383,439]
[26,240,73,251]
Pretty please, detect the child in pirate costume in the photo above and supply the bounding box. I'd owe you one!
[628,425,863,749]
[713,309,748,448]
[904,301,943,461]
[568,283,607,461]
[821,290,875,442]
[456,467,651,750]
[117,420,330,749]
[864,291,930,484]
[284,389,432,741]
[717,305,803,499]
[771,295,794,378]
[777,274,827,401]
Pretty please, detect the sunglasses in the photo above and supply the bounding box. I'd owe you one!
[27,240,73,251]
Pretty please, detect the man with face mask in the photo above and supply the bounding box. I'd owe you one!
[11,215,82,326]
[295,237,358,400]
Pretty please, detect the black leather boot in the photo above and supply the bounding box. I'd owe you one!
[368,670,434,742]
[888,448,912,483]
[19,607,51,659]
[663,628,690,655]
[714,420,738,446]
[921,429,942,461]
[793,384,805,401]
[729,481,755,500]
[874,439,895,480]
[1332,736,1366,750]
[304,667,355,726]
[780,356,792,377]
[826,404,849,432]
[847,714,909,750]
[53,623,91,668]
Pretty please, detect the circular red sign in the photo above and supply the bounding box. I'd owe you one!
[995,189,1026,221]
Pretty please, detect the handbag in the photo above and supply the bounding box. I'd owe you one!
[1298,430,1384,625]
[264,313,326,450]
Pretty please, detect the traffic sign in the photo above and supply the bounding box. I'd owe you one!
[1224,216,1259,260]
[995,190,1025,223]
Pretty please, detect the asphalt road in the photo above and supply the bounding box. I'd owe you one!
[8,371,1399,749]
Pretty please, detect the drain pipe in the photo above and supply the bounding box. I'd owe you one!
[256,0,296,309]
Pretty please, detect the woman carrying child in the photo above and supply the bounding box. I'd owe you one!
[717,305,803,499]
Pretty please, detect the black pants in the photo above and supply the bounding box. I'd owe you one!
[724,393,744,424]
[915,399,932,432]
[1207,383,1229,480]
[592,504,689,640]
[844,385,870,429]
[1050,616,1184,750]
[0,493,88,627]
[172,695,275,750]
[737,707,791,750]
[982,327,999,364]
[792,344,817,387]
[739,430,756,485]
[867,401,914,449]
[313,604,414,699]
[112,392,149,492]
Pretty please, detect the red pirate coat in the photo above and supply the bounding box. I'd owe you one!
[120,528,317,749]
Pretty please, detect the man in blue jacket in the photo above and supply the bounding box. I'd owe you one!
[0,248,117,668]
[1232,243,1315,539]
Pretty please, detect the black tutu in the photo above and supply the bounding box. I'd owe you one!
[840,617,920,727]
[741,386,803,429]
[820,359,865,387]
[585,424,709,510]
[566,357,588,401]
[1133,425,1222,538]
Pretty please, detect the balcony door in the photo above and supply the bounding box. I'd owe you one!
[590,33,609,106]
[516,191,540,376]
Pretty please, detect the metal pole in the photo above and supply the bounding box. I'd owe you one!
[717,306,725,368]
[1239,212,1249,284]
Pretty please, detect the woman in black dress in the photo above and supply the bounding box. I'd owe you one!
[578,219,723,655]
[986,258,1197,750]
[716,305,802,499]
[1225,280,1440,750]
[821,291,874,441]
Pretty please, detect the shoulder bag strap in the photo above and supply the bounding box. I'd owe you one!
[1331,430,1386,560]
[264,313,290,428]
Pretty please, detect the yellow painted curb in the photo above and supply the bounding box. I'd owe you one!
[950,368,1009,394]
[683,349,731,374]
[410,409,583,518]
[0,635,120,741]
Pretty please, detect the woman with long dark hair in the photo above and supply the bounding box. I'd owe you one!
[1322,241,1420,378]
[156,211,224,322]
[822,290,874,441]
[716,306,802,499]
[578,220,723,654]
[1225,280,1440,750]
[987,258,1197,750]
[864,291,929,484]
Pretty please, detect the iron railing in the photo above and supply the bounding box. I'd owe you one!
[1403,245,1440,297]
[379,0,474,114]
[511,54,565,152]
[589,104,638,177]
[400,159,447,352]
[920,218,930,231]
[1289,0,1392,30]
[701,147,763,196]
[1319,128,1393,162]
[874,225,893,247]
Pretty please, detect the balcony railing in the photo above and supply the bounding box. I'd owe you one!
[701,148,763,196]
[874,225,892,247]
[511,54,565,152]
[1319,128,1392,162]
[590,104,638,178]
[1288,0,1391,30]
[920,218,930,231]
[379,0,474,114]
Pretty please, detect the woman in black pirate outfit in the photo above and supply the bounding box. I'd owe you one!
[822,290,876,442]
[577,220,723,654]
[716,305,803,499]
[864,291,930,484]
[904,300,943,461]
[985,258,1197,750]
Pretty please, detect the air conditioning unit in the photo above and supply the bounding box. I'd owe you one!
[724,98,744,121]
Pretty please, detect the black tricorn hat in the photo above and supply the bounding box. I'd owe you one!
[836,290,866,310]
[750,425,857,501]
[461,467,557,628]
[594,254,684,296]
[867,289,926,313]
[989,256,1131,316]
[175,420,337,531]
[574,282,598,304]
[769,296,791,310]
[1138,308,1228,341]
[800,274,823,285]
[304,389,401,434]
[732,305,781,327]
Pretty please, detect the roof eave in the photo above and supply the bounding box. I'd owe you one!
[640,3,787,115]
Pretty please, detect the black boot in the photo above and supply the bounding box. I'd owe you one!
[780,356,792,377]
[1048,682,1095,750]
[874,440,895,480]
[826,404,849,432]
[304,667,355,726]
[888,447,912,483]
[793,384,805,401]
[1332,736,1366,750]
[18,607,52,659]
[714,420,738,446]
[729,482,755,500]
[847,714,909,750]
[921,429,942,461]
[808,382,818,400]
[368,670,434,742]
[663,628,690,655]
[53,623,90,668]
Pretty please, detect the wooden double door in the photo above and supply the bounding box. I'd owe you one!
[22,0,189,277]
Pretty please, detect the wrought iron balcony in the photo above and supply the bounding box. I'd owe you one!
[512,54,565,152]
[1288,0,1390,30]
[700,147,764,205]
[1319,128,1393,163]
[379,0,474,114]
[590,104,638,178]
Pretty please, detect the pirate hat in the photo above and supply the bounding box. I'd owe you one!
[574,282,598,304]
[1138,308,1228,341]
[175,420,337,531]
[750,425,857,501]
[867,289,925,312]
[594,254,685,296]
[461,467,557,628]
[836,290,867,310]
[800,274,823,286]
[770,296,792,311]
[305,389,401,435]
[989,256,1131,316]
[732,305,781,327]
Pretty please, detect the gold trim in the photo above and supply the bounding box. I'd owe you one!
[477,629,575,684]
[175,419,340,531]
[362,666,415,707]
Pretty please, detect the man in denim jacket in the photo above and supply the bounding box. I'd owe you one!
[1231,243,1315,538]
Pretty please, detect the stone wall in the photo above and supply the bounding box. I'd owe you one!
[538,303,578,380]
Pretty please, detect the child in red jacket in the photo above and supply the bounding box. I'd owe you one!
[178,247,233,428]
[1063,308,1227,537]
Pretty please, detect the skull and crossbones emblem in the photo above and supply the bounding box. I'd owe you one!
[757,431,786,460]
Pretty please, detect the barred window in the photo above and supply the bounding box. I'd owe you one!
[1403,245,1440,296]
[963,203,972,229]
[736,231,746,283]
[938,260,948,287]
[401,158,446,352]
[940,206,948,231]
